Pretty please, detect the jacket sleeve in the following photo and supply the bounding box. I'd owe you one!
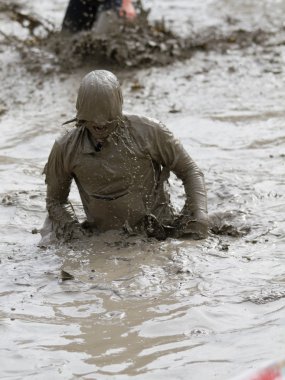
[146,122,207,219]
[44,140,78,234]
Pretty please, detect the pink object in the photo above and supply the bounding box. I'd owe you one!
[119,0,137,20]
[250,367,282,380]
[235,360,285,380]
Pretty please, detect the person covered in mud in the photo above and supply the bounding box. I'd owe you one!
[42,70,208,242]
[62,0,136,33]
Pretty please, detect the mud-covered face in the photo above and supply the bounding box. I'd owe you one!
[85,119,119,140]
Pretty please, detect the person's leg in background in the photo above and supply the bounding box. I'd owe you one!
[62,0,135,33]
[62,0,100,33]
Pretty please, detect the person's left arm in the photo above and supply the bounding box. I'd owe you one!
[147,122,208,239]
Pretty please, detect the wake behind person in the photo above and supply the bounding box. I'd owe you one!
[41,70,208,243]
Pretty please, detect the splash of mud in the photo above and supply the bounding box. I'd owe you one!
[209,210,251,237]
[0,2,54,36]
[1,0,284,72]
[246,287,285,305]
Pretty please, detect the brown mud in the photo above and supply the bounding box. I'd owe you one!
[1,0,285,72]
[1,0,285,379]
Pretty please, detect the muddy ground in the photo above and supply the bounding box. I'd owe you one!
[0,0,285,379]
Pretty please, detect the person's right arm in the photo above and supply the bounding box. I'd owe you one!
[45,141,85,240]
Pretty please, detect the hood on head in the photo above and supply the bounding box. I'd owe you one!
[76,70,123,125]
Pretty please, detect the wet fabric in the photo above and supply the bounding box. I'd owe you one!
[62,0,122,33]
[44,113,207,233]
[76,70,123,125]
[43,70,207,239]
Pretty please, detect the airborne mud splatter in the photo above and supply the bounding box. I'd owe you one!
[1,0,284,72]
[1,0,285,380]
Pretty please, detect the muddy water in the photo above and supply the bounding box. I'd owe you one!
[1,0,285,379]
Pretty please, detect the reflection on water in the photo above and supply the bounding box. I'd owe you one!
[1,0,285,379]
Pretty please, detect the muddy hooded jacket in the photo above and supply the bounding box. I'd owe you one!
[45,70,207,234]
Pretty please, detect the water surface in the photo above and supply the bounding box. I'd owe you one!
[0,1,285,379]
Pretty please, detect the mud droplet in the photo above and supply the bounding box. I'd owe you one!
[2,194,14,206]
[0,104,7,116]
[60,270,75,281]
[130,80,145,91]
[169,105,181,113]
